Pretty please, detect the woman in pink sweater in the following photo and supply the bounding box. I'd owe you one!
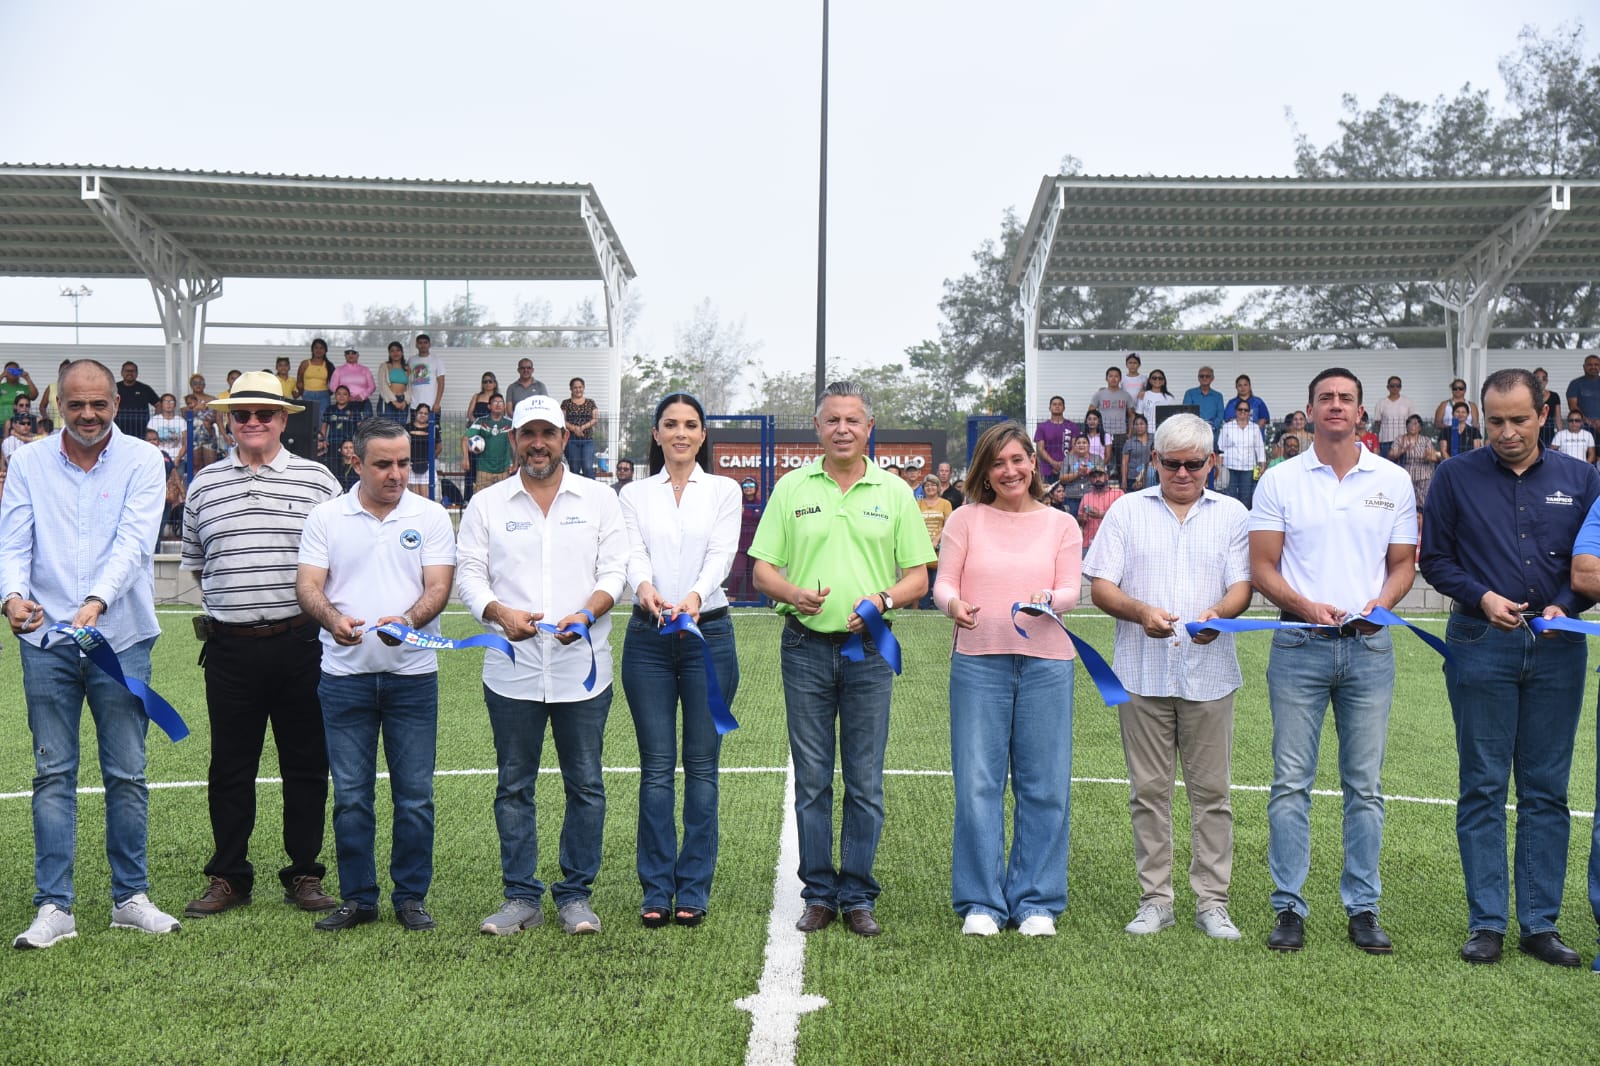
[933,421,1082,938]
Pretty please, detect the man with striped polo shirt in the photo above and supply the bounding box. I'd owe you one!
[181,371,342,919]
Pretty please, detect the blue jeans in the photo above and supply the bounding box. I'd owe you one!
[1223,469,1255,510]
[780,622,894,911]
[621,614,740,911]
[318,671,439,908]
[949,653,1074,925]
[564,437,596,478]
[1265,626,1394,917]
[22,636,157,909]
[483,684,611,905]
[1444,615,1585,936]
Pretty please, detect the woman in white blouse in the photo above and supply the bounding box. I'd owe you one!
[619,393,742,929]
[1135,368,1176,428]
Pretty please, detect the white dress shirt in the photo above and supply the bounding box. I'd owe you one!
[619,465,739,610]
[1218,419,1266,471]
[456,468,627,702]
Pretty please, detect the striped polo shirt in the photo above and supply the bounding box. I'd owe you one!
[181,447,341,623]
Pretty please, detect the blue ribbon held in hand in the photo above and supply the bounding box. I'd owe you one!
[657,611,739,734]
[841,597,903,675]
[374,622,517,664]
[1184,606,1451,664]
[533,617,598,692]
[1010,602,1130,707]
[1528,614,1600,639]
[42,623,189,742]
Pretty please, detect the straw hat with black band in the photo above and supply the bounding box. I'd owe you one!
[206,370,305,413]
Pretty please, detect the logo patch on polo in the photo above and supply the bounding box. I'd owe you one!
[861,504,890,522]
[1363,492,1396,511]
[794,505,822,518]
[1546,490,1576,506]
[399,529,422,550]
[505,520,533,532]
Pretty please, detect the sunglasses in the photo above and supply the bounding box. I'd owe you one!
[1452,384,1466,390]
[1158,457,1208,472]
[231,409,281,424]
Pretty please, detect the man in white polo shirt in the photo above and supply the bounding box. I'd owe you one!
[296,419,456,932]
[455,394,627,937]
[1249,367,1417,955]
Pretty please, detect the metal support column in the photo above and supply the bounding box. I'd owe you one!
[1017,184,1063,426]
[581,194,629,466]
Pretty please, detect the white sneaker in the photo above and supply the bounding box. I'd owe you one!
[110,893,180,934]
[1017,915,1056,937]
[962,913,1000,936]
[1124,901,1176,935]
[1195,905,1242,940]
[14,904,77,949]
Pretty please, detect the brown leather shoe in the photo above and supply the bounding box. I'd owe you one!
[284,875,338,912]
[795,904,835,933]
[844,908,881,937]
[184,876,250,918]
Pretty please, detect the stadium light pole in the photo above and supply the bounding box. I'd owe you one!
[814,0,829,405]
[60,284,92,345]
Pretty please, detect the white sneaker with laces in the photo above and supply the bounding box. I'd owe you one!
[962,913,1000,936]
[1124,901,1176,935]
[14,904,77,949]
[1195,905,1242,940]
[1018,915,1056,937]
[110,893,180,934]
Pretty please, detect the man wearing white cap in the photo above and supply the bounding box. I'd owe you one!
[181,371,342,920]
[456,394,627,936]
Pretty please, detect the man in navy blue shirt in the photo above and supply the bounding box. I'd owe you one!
[1565,354,1600,435]
[1421,367,1600,969]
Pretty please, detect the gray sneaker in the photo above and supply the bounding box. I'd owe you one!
[557,900,601,935]
[14,904,77,950]
[1124,901,1175,935]
[479,899,543,936]
[110,893,180,934]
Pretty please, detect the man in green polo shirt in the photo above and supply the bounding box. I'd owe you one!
[750,380,934,938]
[464,394,514,492]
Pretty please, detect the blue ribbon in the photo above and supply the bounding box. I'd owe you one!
[1184,607,1452,664]
[657,612,740,734]
[534,620,598,692]
[841,598,903,675]
[1010,603,1130,707]
[42,623,189,742]
[373,622,517,664]
[1528,614,1600,638]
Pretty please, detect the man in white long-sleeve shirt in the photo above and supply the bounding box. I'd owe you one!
[455,395,627,939]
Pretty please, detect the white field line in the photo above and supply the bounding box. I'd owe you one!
[735,757,828,1066]
[1,767,1588,817]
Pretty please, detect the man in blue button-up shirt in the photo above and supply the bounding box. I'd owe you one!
[1,359,174,949]
[1421,367,1600,969]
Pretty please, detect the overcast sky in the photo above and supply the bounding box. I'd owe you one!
[0,0,1590,396]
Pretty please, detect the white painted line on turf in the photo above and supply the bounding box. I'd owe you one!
[735,756,828,1066]
[0,769,1591,819]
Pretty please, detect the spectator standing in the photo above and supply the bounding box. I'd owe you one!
[730,476,762,599]
[1567,354,1600,434]
[0,362,39,425]
[36,359,71,425]
[1135,369,1176,430]
[1182,367,1225,439]
[618,393,742,929]
[180,371,341,921]
[505,360,548,408]
[1059,436,1095,518]
[1371,375,1415,459]
[938,461,964,511]
[1121,414,1153,490]
[932,421,1080,938]
[612,458,634,493]
[917,474,952,608]
[466,372,499,425]
[1222,375,1271,433]
[146,394,187,464]
[296,418,457,933]
[382,342,409,404]
[1250,367,1417,955]
[1033,395,1075,484]
[1217,401,1267,510]
[1434,380,1479,430]
[1081,409,1113,465]
[1356,414,1379,456]
[4,359,177,949]
[1395,414,1440,510]
[113,361,159,440]
[6,394,40,443]
[1092,367,1135,468]
[1122,353,1146,395]
[319,386,366,468]
[1534,367,1562,447]
[1277,411,1313,457]
[329,349,376,406]
[1439,402,1483,459]
[455,394,628,938]
[274,356,300,401]
[1077,466,1123,552]
[335,441,360,491]
[749,381,934,938]
[376,391,412,426]
[297,339,334,412]
[1267,434,1301,469]
[562,377,599,478]
[407,335,444,415]
[464,394,514,493]
[1086,412,1252,942]
[1425,369,1600,969]
[407,404,434,497]
[1552,412,1595,464]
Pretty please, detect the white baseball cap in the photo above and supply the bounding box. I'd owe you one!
[512,394,565,430]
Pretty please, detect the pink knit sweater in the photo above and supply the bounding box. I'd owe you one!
[931,503,1082,659]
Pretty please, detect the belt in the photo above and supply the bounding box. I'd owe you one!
[210,614,315,639]
[1278,610,1364,639]
[1450,600,1543,622]
[784,614,888,645]
[632,605,728,626]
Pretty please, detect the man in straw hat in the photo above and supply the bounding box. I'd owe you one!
[180,371,343,919]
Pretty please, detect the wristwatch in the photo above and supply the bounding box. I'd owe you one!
[82,595,107,611]
[879,592,894,612]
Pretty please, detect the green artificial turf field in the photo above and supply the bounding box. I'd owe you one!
[0,610,1594,1064]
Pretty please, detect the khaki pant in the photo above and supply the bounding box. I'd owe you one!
[1117,692,1235,910]
[475,468,510,490]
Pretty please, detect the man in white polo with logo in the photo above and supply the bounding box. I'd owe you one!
[456,394,627,937]
[296,418,456,933]
[1249,367,1416,955]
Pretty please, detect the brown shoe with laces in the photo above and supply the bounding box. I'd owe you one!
[184,876,250,918]
[284,875,338,912]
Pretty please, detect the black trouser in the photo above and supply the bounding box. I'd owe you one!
[201,624,329,895]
